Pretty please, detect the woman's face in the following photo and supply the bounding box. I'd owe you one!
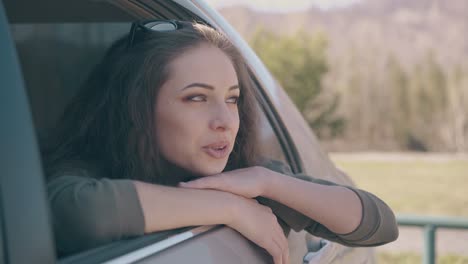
[155,44,240,176]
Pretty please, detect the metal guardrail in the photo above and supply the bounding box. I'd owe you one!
[396,214,468,264]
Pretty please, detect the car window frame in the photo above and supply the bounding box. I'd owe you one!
[250,76,303,173]
[0,1,56,263]
[0,187,5,264]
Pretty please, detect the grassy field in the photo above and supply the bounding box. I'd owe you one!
[378,252,468,264]
[330,153,468,217]
[329,152,468,263]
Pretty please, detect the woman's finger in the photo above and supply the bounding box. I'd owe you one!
[273,222,289,264]
[269,215,286,264]
[266,238,283,264]
[271,237,284,264]
[280,233,289,264]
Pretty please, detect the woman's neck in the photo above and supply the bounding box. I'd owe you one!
[158,158,199,186]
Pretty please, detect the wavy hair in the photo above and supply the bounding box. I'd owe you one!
[42,21,260,185]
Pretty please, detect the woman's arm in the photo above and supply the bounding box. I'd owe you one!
[180,163,399,247]
[180,167,361,233]
[262,170,362,235]
[134,180,235,232]
[134,180,290,264]
[48,175,145,255]
[48,174,289,263]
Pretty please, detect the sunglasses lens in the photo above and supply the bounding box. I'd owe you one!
[145,21,177,32]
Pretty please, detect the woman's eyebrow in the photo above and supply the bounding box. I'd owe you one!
[182,83,214,90]
[181,83,239,91]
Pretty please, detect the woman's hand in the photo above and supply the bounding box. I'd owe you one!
[227,196,289,264]
[179,167,290,263]
[179,166,272,198]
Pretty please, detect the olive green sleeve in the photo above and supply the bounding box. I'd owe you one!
[47,170,145,256]
[257,160,398,247]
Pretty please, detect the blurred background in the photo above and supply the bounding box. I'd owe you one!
[207,0,468,263]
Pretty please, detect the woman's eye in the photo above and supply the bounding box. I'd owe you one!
[226,96,239,104]
[185,95,206,102]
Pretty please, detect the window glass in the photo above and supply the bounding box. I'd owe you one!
[10,23,129,137]
[11,22,289,166]
[255,99,288,164]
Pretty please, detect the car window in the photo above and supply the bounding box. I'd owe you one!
[11,22,289,165]
[10,23,129,138]
[255,89,289,164]
[10,21,290,257]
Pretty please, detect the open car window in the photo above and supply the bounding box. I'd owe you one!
[10,23,129,138]
[10,21,293,261]
[11,22,290,165]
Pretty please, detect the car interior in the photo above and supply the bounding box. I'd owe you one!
[6,0,292,163]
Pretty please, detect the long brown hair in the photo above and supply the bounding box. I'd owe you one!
[42,21,260,185]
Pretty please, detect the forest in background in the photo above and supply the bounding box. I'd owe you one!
[219,0,468,152]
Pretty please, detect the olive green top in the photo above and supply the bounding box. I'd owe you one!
[47,160,398,256]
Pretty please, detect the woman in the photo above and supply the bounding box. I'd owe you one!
[43,20,398,263]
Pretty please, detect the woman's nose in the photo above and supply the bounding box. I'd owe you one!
[209,103,237,131]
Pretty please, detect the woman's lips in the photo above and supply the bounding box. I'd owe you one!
[202,141,230,159]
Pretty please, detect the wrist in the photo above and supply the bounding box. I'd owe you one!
[220,192,242,227]
[259,167,282,199]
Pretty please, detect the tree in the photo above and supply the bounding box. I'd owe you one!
[249,28,344,138]
[406,51,448,151]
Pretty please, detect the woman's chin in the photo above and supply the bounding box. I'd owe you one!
[194,161,227,176]
[197,167,224,176]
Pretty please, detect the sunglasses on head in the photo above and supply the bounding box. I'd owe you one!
[127,19,180,50]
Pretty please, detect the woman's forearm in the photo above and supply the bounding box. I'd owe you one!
[262,170,362,235]
[133,180,237,233]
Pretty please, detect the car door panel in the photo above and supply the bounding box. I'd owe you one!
[135,227,271,264]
